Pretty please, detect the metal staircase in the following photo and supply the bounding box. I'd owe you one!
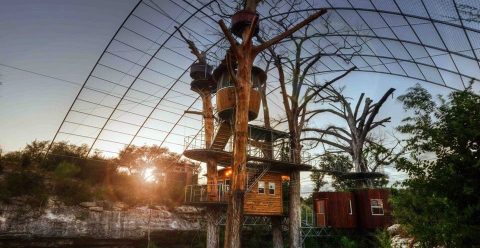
[245,164,271,192]
[210,121,232,150]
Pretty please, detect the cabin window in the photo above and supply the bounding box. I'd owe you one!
[370,199,384,215]
[258,181,265,194]
[348,200,353,215]
[225,179,230,191]
[268,182,275,195]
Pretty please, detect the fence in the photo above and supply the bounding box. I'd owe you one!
[184,183,229,203]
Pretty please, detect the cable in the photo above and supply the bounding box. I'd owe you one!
[0,62,82,87]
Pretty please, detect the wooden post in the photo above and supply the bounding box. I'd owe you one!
[202,91,220,248]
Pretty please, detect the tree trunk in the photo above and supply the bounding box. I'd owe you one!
[203,93,218,200]
[224,53,252,248]
[206,209,220,248]
[224,190,245,248]
[289,170,301,248]
[289,127,302,248]
[272,216,284,248]
[202,93,219,248]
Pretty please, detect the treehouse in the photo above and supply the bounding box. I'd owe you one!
[185,168,284,216]
[183,123,311,215]
[212,63,265,121]
[312,189,392,229]
[184,60,310,216]
[231,10,259,38]
[189,62,216,93]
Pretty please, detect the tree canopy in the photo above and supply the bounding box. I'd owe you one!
[392,83,480,247]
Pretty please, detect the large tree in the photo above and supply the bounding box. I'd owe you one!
[391,84,480,247]
[302,86,398,187]
[258,10,361,246]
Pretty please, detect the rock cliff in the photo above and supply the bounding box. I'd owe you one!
[0,199,201,241]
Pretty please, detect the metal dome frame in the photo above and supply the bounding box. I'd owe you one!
[46,0,480,158]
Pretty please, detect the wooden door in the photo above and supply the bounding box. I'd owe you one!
[316,199,327,227]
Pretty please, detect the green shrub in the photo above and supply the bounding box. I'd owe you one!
[339,236,357,248]
[0,170,47,207]
[374,229,392,248]
[54,179,92,205]
[54,162,80,179]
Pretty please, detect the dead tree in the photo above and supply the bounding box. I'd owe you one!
[217,1,327,247]
[302,87,396,178]
[257,9,362,245]
[271,57,355,247]
[178,28,219,248]
[255,58,284,248]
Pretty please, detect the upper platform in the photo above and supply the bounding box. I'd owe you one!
[183,148,311,172]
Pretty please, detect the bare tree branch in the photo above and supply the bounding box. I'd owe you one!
[253,9,327,54]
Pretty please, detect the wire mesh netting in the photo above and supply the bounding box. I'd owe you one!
[49,0,480,157]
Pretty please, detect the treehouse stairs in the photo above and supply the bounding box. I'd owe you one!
[210,121,232,150]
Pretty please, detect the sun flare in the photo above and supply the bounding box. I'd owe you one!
[142,167,156,183]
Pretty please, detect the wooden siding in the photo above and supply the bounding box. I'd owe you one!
[216,87,261,121]
[354,189,393,229]
[313,192,356,228]
[218,169,283,216]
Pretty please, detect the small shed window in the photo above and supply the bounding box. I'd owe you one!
[268,182,275,195]
[348,200,353,215]
[258,181,265,194]
[370,199,384,215]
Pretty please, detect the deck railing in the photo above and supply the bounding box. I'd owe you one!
[184,183,229,204]
[184,128,313,165]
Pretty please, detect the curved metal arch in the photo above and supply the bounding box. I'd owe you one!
[311,69,460,91]
[315,52,477,83]
[319,33,479,62]
[261,6,480,34]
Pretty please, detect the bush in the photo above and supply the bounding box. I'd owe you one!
[54,162,80,179]
[54,178,92,205]
[0,170,47,207]
[374,229,392,248]
[339,236,357,248]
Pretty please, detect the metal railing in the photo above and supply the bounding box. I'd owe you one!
[184,130,314,165]
[184,183,229,203]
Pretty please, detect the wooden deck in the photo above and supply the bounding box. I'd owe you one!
[183,148,312,172]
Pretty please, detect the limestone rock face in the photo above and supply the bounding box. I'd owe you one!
[0,201,201,240]
[388,224,418,248]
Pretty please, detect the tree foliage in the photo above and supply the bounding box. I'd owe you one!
[392,83,480,247]
[0,142,197,208]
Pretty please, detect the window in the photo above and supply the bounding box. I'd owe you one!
[370,199,384,215]
[258,181,265,194]
[268,182,275,195]
[348,200,353,215]
[225,179,230,191]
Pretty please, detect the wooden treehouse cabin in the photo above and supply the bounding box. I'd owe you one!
[312,189,392,229]
[182,57,311,216]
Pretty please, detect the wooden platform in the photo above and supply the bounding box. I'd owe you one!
[183,149,312,172]
[184,201,228,207]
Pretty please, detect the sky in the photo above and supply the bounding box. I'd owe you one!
[0,0,475,192]
[0,0,138,152]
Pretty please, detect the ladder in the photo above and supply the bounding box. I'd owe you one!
[210,121,232,150]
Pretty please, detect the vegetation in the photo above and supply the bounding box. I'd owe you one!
[0,169,48,207]
[392,83,480,247]
[0,141,198,208]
